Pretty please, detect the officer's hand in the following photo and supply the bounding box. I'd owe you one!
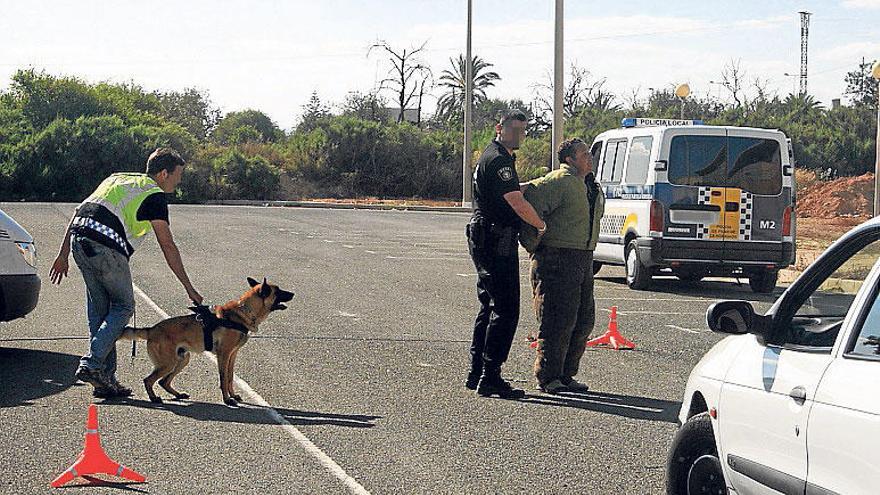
[49,255,69,285]
[187,287,204,306]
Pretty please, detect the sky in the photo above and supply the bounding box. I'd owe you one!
[1,0,879,131]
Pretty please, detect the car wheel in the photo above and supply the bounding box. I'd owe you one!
[675,267,707,283]
[666,412,727,495]
[592,261,603,276]
[625,239,651,290]
[749,270,778,293]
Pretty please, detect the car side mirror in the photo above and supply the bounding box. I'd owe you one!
[707,300,756,335]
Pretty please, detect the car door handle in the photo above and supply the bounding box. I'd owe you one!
[789,386,807,402]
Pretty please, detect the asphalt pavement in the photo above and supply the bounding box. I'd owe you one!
[0,203,782,494]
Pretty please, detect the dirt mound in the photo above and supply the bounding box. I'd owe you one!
[797,172,875,219]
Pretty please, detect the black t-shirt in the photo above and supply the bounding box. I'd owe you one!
[473,140,520,227]
[137,192,169,223]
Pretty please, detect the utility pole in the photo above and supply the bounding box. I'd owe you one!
[799,11,811,96]
[552,0,564,169]
[462,0,473,208]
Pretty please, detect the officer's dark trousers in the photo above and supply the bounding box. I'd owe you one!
[467,223,520,368]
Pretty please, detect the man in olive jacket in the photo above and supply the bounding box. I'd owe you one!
[520,138,605,394]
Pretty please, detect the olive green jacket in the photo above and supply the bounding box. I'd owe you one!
[520,165,605,253]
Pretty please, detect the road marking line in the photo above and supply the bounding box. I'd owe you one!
[132,284,371,495]
[666,324,703,334]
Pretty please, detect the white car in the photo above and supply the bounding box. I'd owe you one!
[0,208,40,321]
[667,216,880,495]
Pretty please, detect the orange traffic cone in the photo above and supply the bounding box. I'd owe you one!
[50,404,146,488]
[586,306,635,350]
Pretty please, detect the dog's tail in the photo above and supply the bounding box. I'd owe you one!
[119,325,151,341]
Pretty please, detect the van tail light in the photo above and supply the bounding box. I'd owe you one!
[650,200,664,233]
[782,206,792,236]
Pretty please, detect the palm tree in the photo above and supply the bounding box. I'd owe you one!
[782,93,822,123]
[435,54,500,122]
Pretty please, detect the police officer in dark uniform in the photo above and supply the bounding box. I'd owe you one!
[465,109,547,399]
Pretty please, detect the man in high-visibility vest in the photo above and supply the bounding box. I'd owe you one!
[49,148,203,398]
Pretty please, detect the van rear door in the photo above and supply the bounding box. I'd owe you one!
[661,126,728,260]
[724,128,786,262]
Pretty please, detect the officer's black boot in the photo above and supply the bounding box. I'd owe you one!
[465,357,483,390]
[476,365,525,399]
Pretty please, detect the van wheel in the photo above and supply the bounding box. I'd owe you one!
[625,240,651,290]
[749,270,777,293]
[592,261,603,276]
[665,412,727,495]
[675,267,706,283]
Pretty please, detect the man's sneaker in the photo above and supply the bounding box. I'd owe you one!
[75,366,111,389]
[561,377,589,392]
[92,386,116,398]
[107,376,133,397]
[476,368,525,399]
[538,379,569,395]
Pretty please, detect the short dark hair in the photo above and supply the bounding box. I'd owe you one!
[146,148,185,176]
[498,109,527,127]
[557,138,587,164]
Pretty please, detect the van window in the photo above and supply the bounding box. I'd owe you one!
[599,141,615,182]
[590,141,603,169]
[728,137,782,195]
[601,139,627,184]
[668,135,782,195]
[612,140,627,182]
[669,135,727,186]
[624,136,653,184]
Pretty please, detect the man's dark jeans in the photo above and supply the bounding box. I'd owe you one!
[529,246,595,385]
[467,221,520,368]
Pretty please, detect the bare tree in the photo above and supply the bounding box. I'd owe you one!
[720,59,746,108]
[368,40,432,124]
[532,63,619,119]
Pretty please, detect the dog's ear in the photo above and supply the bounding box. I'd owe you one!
[259,278,271,298]
[247,277,259,288]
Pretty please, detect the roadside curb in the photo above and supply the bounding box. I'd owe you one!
[204,199,470,213]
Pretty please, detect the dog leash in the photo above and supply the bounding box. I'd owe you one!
[130,302,137,363]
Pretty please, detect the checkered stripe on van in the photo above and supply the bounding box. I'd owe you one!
[696,187,711,239]
[601,214,627,236]
[739,192,753,240]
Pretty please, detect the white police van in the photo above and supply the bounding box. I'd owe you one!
[590,118,795,293]
[0,208,40,321]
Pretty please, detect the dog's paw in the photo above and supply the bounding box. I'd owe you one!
[149,396,164,404]
[175,393,190,400]
[231,394,242,402]
[224,397,239,407]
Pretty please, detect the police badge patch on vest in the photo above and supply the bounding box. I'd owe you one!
[497,167,515,181]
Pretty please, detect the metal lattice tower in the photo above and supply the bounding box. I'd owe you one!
[799,11,812,96]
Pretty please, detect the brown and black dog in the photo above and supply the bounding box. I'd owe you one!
[120,277,294,405]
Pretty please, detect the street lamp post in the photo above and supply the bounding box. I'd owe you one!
[552,0,564,169]
[462,0,473,208]
[872,61,880,217]
[675,83,690,120]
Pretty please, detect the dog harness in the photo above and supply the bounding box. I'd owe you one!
[190,305,250,352]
